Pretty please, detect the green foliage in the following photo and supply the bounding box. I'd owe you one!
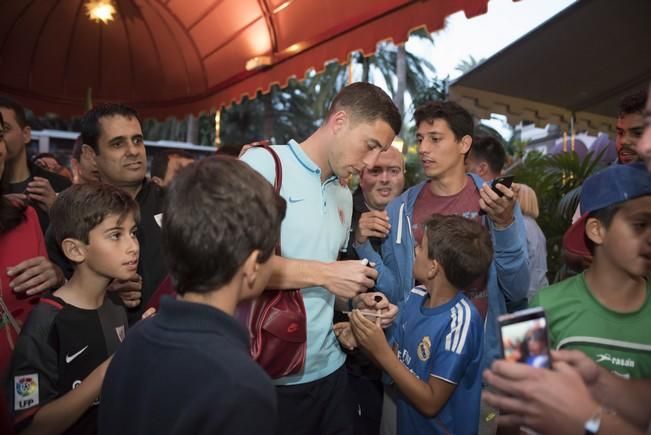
[511,148,608,282]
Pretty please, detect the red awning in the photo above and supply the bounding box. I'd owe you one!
[0,0,490,119]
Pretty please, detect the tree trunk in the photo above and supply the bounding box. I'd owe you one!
[394,44,406,116]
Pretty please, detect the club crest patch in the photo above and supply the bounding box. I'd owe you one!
[115,325,126,342]
[417,336,432,362]
[14,374,39,410]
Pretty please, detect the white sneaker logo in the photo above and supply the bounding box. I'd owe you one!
[65,346,88,364]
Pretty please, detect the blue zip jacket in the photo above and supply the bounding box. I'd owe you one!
[354,174,530,368]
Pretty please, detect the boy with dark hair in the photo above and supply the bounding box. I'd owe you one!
[350,214,492,434]
[535,164,651,379]
[616,89,647,165]
[150,149,195,187]
[465,135,507,182]
[6,183,138,435]
[99,156,285,435]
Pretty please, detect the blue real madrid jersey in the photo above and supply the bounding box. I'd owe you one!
[390,286,484,435]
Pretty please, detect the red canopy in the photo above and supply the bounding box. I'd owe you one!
[0,0,490,119]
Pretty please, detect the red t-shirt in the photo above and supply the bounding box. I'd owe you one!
[412,176,488,319]
[0,206,46,376]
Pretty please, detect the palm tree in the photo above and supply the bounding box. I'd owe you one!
[455,55,484,75]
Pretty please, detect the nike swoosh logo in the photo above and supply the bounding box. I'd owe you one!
[65,346,88,364]
[288,197,304,203]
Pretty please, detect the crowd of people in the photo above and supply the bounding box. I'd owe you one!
[0,79,649,435]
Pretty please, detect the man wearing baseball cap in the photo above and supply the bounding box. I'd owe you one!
[531,164,651,379]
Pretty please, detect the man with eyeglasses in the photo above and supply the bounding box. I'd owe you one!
[336,146,405,435]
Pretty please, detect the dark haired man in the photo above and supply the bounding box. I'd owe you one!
[354,101,529,370]
[241,82,401,435]
[0,97,71,230]
[46,103,166,322]
[616,90,647,165]
[99,156,284,435]
[150,149,195,188]
[465,135,507,182]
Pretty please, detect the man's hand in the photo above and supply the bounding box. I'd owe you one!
[333,322,357,350]
[349,309,391,357]
[322,260,377,299]
[25,177,58,212]
[355,210,390,245]
[482,360,597,434]
[479,183,517,229]
[7,257,65,295]
[108,274,142,308]
[353,292,398,328]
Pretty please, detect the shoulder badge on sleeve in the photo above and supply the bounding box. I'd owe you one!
[14,374,39,411]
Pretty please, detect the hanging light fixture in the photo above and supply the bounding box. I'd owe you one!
[85,0,117,24]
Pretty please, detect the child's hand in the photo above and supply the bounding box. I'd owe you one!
[333,322,357,350]
[349,309,389,356]
[354,292,399,328]
[141,307,156,319]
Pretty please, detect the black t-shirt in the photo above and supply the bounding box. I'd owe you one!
[6,293,127,435]
[46,179,166,323]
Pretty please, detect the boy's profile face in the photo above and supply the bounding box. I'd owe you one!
[413,230,432,284]
[81,212,140,281]
[590,195,651,277]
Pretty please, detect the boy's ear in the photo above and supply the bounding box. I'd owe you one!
[427,259,440,281]
[61,238,86,263]
[241,250,262,297]
[585,217,606,247]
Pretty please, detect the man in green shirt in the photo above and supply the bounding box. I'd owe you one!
[531,163,651,379]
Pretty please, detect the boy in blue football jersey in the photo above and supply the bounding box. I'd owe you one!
[350,214,493,434]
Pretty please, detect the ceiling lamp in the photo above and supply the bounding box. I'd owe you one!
[245,56,273,71]
[85,0,117,24]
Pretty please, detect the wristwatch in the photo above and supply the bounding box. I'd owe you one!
[584,406,603,435]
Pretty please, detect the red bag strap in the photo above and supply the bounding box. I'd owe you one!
[250,143,283,255]
[251,143,282,194]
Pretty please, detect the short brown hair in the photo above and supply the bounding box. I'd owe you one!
[424,214,493,289]
[162,156,286,295]
[414,101,474,141]
[326,82,402,135]
[50,183,140,245]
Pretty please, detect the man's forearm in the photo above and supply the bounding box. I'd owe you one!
[266,255,327,289]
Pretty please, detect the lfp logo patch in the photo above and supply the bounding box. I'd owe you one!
[14,374,39,410]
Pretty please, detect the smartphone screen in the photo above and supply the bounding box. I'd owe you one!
[498,307,552,369]
[491,175,514,197]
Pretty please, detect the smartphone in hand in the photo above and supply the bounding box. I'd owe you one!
[498,307,552,369]
[491,175,515,197]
